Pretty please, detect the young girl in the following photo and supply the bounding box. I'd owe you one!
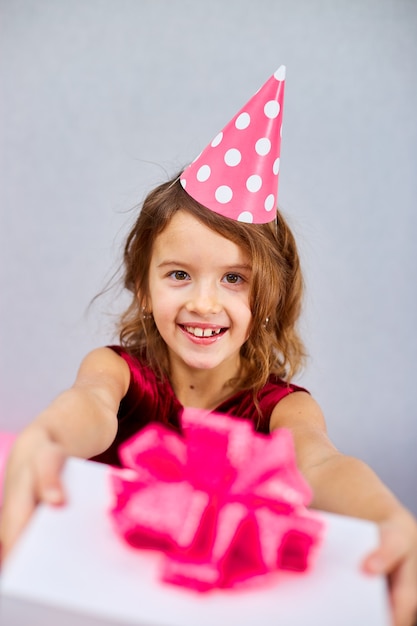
[1,69,416,626]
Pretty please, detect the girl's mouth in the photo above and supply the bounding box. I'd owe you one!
[179,325,227,339]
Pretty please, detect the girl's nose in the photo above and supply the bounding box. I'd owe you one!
[185,282,222,316]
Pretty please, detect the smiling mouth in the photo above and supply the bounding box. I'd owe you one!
[180,325,227,338]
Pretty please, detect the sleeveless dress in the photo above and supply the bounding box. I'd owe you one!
[91,346,307,467]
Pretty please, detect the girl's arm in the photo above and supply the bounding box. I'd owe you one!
[0,347,130,561]
[270,391,417,626]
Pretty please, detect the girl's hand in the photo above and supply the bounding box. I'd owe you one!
[363,509,417,626]
[0,427,67,563]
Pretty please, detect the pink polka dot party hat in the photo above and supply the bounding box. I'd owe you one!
[181,66,286,224]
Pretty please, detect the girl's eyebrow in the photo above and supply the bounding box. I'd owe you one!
[156,260,252,272]
[222,264,252,272]
[156,260,189,269]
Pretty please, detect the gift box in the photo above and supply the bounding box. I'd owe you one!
[109,412,325,591]
[0,456,391,626]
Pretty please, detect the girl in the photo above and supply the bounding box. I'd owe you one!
[1,69,417,626]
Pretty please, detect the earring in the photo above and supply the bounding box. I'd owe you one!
[141,306,153,320]
[264,316,270,329]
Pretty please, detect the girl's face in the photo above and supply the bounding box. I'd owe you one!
[147,210,252,377]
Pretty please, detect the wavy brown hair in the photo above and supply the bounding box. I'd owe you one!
[119,175,306,396]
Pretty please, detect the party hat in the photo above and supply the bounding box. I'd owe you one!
[180,66,286,224]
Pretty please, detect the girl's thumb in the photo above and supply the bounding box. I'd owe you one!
[37,443,67,505]
[363,523,405,574]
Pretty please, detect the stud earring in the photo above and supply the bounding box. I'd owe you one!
[264,316,270,329]
[141,306,153,320]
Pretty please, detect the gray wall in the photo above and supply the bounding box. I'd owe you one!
[1,0,416,514]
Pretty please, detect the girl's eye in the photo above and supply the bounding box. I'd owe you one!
[224,273,242,284]
[170,270,189,281]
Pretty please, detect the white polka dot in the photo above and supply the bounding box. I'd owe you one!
[273,158,280,175]
[274,66,286,82]
[180,178,186,188]
[224,148,242,166]
[235,112,251,129]
[246,175,262,192]
[264,100,280,119]
[255,138,271,156]
[197,165,211,182]
[265,194,275,212]
[211,132,223,147]
[215,185,233,203]
[238,211,254,223]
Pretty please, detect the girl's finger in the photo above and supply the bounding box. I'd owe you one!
[363,527,406,575]
[389,558,417,626]
[362,518,417,626]
[34,443,67,505]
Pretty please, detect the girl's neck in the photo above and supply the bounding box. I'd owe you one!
[169,360,241,411]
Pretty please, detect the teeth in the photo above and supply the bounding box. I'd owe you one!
[185,326,222,337]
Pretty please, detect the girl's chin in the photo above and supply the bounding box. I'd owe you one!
[169,350,241,376]
[176,357,223,372]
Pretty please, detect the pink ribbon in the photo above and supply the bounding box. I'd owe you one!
[110,409,324,591]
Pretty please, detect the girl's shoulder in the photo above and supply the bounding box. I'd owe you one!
[257,375,309,429]
[105,345,177,405]
[263,374,308,397]
[75,346,131,397]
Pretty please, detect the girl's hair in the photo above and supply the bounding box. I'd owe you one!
[119,174,306,396]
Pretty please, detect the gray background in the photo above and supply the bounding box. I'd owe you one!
[1,0,416,514]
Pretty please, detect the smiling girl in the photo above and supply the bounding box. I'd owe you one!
[1,69,416,626]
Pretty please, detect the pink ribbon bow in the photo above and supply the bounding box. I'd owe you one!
[110,409,324,591]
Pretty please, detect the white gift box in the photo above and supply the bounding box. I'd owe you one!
[0,457,391,626]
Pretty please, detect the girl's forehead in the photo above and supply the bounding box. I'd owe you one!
[152,211,249,264]
[157,210,213,238]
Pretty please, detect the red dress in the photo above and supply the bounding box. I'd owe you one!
[91,346,307,467]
